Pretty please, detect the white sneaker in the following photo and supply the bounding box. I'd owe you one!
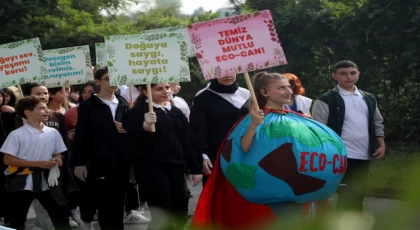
[79,222,95,230]
[125,210,151,224]
[69,217,79,228]
[70,208,83,225]
[0,226,17,230]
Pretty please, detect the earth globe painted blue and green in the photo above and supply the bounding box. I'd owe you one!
[220,111,347,204]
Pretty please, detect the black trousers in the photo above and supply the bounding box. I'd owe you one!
[9,190,71,230]
[79,164,130,230]
[0,163,10,223]
[125,182,140,213]
[336,158,371,211]
[133,162,187,230]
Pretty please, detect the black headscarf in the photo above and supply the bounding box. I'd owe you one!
[208,79,238,94]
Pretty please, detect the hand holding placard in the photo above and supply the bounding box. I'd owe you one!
[147,84,156,132]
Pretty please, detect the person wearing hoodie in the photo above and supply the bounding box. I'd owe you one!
[72,67,131,230]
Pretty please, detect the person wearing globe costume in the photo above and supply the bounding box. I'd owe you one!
[192,72,348,229]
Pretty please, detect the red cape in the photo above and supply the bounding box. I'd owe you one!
[191,115,277,230]
[191,149,277,230]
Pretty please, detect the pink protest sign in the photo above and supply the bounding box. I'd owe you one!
[187,10,287,80]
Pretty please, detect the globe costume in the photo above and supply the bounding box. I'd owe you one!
[192,109,347,229]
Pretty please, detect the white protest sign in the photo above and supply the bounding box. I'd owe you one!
[0,38,47,87]
[43,45,93,87]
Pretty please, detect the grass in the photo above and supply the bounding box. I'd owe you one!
[368,143,420,190]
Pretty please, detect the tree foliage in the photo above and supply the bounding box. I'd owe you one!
[0,0,418,140]
[243,0,420,141]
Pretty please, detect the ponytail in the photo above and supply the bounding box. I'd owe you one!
[252,72,288,109]
[134,94,148,107]
[134,84,156,107]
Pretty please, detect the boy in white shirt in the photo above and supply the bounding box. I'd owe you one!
[312,60,385,211]
[1,96,70,230]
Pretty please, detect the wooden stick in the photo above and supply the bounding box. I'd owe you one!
[129,84,134,108]
[146,84,156,132]
[62,86,69,112]
[243,72,264,124]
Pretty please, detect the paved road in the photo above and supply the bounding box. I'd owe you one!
[10,182,414,229]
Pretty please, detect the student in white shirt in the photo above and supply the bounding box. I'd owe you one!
[1,96,69,230]
[73,67,149,230]
[119,85,141,105]
[312,60,385,211]
[169,82,190,120]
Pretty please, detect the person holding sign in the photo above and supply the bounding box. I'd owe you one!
[122,83,203,230]
[189,75,250,185]
[1,96,70,230]
[193,72,347,229]
[72,67,131,230]
[240,73,303,225]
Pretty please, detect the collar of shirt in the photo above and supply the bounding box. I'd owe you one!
[23,123,46,134]
[337,85,362,97]
[98,95,119,104]
[146,99,172,111]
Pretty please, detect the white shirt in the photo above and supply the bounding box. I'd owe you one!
[284,95,313,114]
[98,96,119,120]
[152,101,172,111]
[1,123,67,191]
[120,86,140,104]
[207,87,250,109]
[338,85,370,160]
[172,96,190,120]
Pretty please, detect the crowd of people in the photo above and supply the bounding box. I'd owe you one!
[0,60,385,230]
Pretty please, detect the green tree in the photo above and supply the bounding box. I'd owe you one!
[244,0,420,140]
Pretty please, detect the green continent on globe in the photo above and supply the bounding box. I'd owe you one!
[262,120,344,154]
[225,163,258,189]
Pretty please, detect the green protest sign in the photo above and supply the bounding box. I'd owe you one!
[104,33,190,86]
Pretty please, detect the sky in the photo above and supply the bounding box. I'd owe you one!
[126,0,232,15]
[179,0,231,14]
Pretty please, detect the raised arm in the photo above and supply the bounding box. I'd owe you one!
[241,106,265,153]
